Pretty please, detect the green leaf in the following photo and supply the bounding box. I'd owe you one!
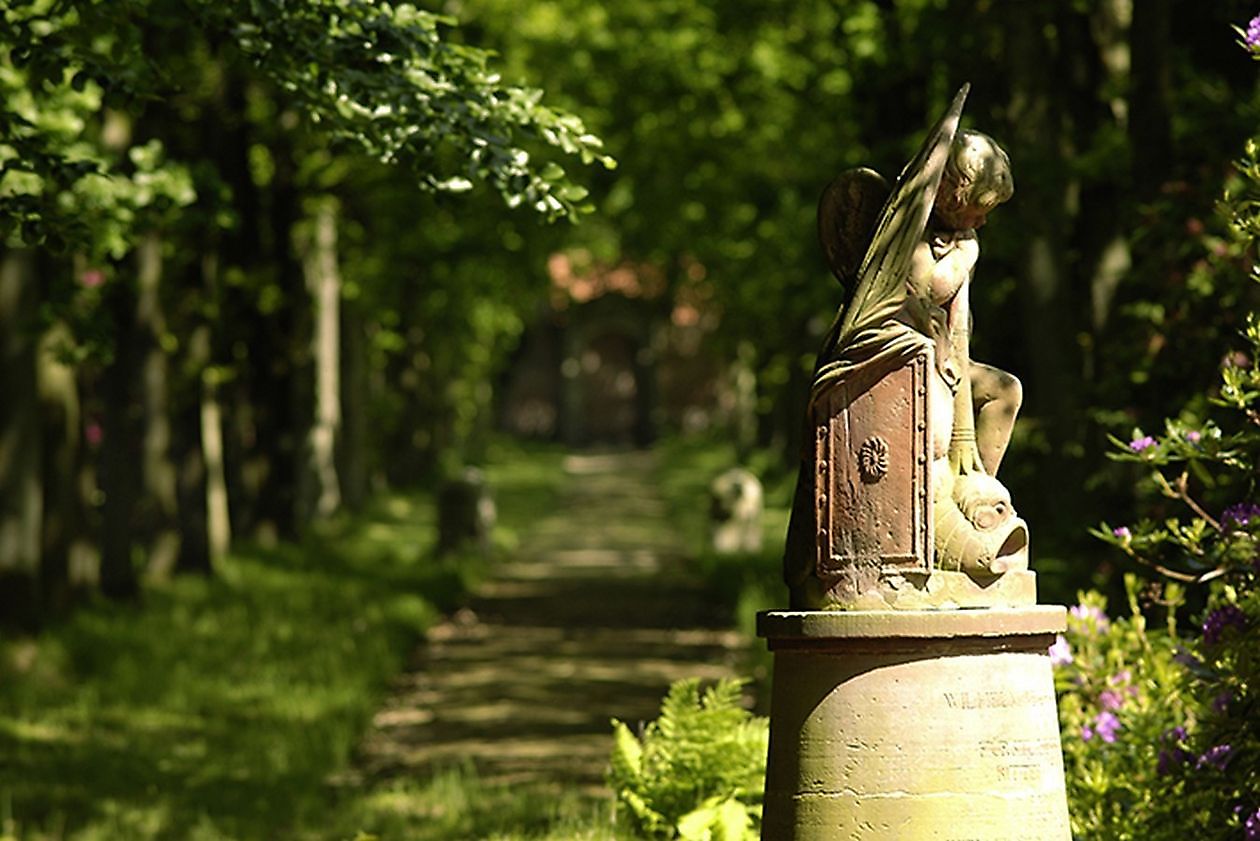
[610,718,643,780]
[712,797,752,841]
[677,799,719,841]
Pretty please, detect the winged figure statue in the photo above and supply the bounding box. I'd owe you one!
[785,85,1030,610]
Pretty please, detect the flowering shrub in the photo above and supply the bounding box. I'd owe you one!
[1054,580,1195,839]
[1086,165,1260,837]
[1057,576,1260,838]
[1065,22,1260,835]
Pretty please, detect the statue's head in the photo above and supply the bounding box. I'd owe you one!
[934,130,1013,230]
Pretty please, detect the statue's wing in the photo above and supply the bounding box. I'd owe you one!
[834,84,970,348]
[818,167,891,292]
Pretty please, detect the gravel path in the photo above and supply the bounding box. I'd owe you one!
[353,450,745,791]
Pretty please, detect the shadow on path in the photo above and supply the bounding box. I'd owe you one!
[351,450,743,790]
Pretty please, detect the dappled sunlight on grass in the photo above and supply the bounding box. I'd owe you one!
[322,764,634,841]
[0,483,467,841]
[0,440,751,840]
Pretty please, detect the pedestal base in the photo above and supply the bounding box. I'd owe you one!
[758,607,1071,841]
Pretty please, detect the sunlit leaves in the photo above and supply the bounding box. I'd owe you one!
[0,0,612,255]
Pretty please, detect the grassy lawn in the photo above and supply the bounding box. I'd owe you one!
[0,490,448,841]
[324,766,631,841]
[0,441,590,841]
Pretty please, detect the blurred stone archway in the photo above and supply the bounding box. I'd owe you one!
[498,292,658,447]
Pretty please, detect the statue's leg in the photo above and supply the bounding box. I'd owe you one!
[971,362,1021,475]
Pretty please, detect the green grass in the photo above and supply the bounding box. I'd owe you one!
[0,440,587,841]
[324,764,635,841]
[0,490,451,841]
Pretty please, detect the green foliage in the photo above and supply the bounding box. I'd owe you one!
[1092,141,1260,587]
[0,49,196,256]
[197,0,614,218]
[0,0,611,255]
[1072,86,1260,838]
[1056,573,1260,839]
[609,678,766,841]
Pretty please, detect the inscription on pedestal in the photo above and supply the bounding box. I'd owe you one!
[943,689,1045,710]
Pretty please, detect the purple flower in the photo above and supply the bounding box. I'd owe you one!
[1093,711,1121,743]
[1129,435,1156,452]
[1156,727,1192,774]
[1080,725,1094,742]
[1202,604,1247,645]
[1248,14,1260,49]
[1069,604,1111,634]
[1245,805,1260,840]
[1098,668,1132,711]
[1048,634,1073,666]
[1213,690,1233,714]
[1098,689,1124,711]
[1157,748,1192,775]
[1196,743,1234,771]
[1112,526,1132,541]
[1185,430,1202,444]
[1222,502,1260,528]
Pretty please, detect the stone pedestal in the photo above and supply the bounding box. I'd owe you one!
[758,607,1071,841]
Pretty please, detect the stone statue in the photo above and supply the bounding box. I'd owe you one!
[785,85,1033,610]
[709,467,764,554]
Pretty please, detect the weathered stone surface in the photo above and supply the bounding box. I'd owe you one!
[759,607,1070,840]
[805,569,1037,612]
[758,604,1063,641]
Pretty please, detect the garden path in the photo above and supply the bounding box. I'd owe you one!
[352,449,745,791]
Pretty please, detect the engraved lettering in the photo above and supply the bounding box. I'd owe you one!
[943,689,1044,710]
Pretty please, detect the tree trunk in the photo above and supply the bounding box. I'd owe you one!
[1004,4,1079,431]
[202,377,232,562]
[301,197,343,520]
[169,252,220,577]
[38,320,87,616]
[1129,0,1172,198]
[99,277,141,601]
[1082,0,1135,354]
[136,232,181,579]
[243,132,309,540]
[0,248,42,628]
[340,293,369,511]
[211,63,266,540]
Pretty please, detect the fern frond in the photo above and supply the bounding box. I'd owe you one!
[610,718,644,783]
[608,676,768,839]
